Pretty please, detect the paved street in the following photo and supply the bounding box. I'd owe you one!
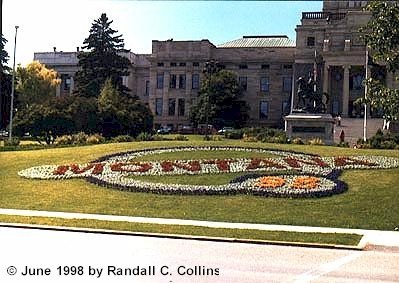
[0,226,398,283]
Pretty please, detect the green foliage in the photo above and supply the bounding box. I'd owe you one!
[111,135,134,143]
[0,34,10,73]
[357,129,399,149]
[67,96,100,134]
[75,13,131,98]
[241,127,288,144]
[55,132,105,145]
[136,132,152,141]
[1,34,12,129]
[16,61,60,107]
[190,69,249,129]
[362,1,399,72]
[173,134,189,141]
[98,79,153,137]
[4,137,20,146]
[224,129,243,140]
[13,98,74,145]
[360,1,399,121]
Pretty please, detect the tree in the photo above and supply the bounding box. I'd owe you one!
[16,61,60,108]
[0,34,12,129]
[13,98,74,144]
[190,69,249,129]
[360,1,399,122]
[75,13,131,98]
[98,79,153,137]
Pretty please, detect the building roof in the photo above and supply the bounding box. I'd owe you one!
[218,35,296,48]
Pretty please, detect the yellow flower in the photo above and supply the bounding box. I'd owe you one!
[255,176,285,188]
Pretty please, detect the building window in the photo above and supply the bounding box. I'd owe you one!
[155,98,163,116]
[168,98,176,116]
[145,80,150,96]
[179,74,186,89]
[261,64,270,69]
[350,74,364,90]
[157,62,164,67]
[61,74,71,91]
[307,37,315,47]
[170,62,177,67]
[170,74,177,88]
[259,101,269,119]
[239,76,247,91]
[178,98,185,116]
[157,73,164,89]
[283,77,292,92]
[260,77,269,92]
[192,74,200,89]
[283,64,293,69]
[282,101,290,115]
[179,62,186,67]
[193,62,200,67]
[239,64,248,69]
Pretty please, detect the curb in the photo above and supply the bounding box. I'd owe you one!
[0,222,364,251]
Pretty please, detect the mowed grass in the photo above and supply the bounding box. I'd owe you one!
[0,138,398,231]
[0,215,362,246]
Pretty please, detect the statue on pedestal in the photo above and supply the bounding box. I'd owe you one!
[294,74,329,113]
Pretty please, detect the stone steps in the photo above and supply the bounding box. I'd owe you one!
[333,118,383,145]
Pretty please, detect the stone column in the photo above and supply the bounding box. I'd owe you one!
[323,63,329,94]
[342,65,350,117]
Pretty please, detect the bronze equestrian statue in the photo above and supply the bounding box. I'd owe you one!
[295,75,329,113]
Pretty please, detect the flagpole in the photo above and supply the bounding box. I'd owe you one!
[363,46,368,142]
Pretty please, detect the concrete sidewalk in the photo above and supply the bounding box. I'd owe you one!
[1,208,398,248]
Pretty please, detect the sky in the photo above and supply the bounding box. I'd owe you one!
[2,0,322,67]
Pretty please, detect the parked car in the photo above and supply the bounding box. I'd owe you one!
[0,130,9,137]
[156,126,172,134]
[217,127,235,134]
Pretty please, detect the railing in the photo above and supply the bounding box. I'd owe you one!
[302,12,346,21]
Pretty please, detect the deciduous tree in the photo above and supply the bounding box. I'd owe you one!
[16,61,60,108]
[190,69,249,129]
[360,1,399,122]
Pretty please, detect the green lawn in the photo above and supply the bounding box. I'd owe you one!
[0,138,398,234]
[0,215,362,247]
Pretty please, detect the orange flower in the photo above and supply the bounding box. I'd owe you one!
[255,176,285,188]
[290,176,320,190]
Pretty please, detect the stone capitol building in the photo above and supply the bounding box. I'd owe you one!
[34,0,399,131]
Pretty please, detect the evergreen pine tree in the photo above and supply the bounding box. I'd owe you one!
[75,13,131,97]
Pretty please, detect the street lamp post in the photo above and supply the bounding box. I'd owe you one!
[8,25,19,142]
[202,60,219,139]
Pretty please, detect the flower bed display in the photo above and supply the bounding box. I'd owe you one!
[18,146,399,198]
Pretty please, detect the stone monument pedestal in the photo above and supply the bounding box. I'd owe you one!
[284,113,335,145]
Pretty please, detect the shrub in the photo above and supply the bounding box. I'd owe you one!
[73,132,89,145]
[111,135,134,143]
[86,134,105,144]
[336,141,350,148]
[174,134,189,141]
[152,134,166,141]
[211,135,223,141]
[224,129,243,139]
[243,136,258,143]
[4,137,20,146]
[357,130,399,149]
[55,135,74,145]
[136,132,153,141]
[291,137,304,145]
[308,138,325,146]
